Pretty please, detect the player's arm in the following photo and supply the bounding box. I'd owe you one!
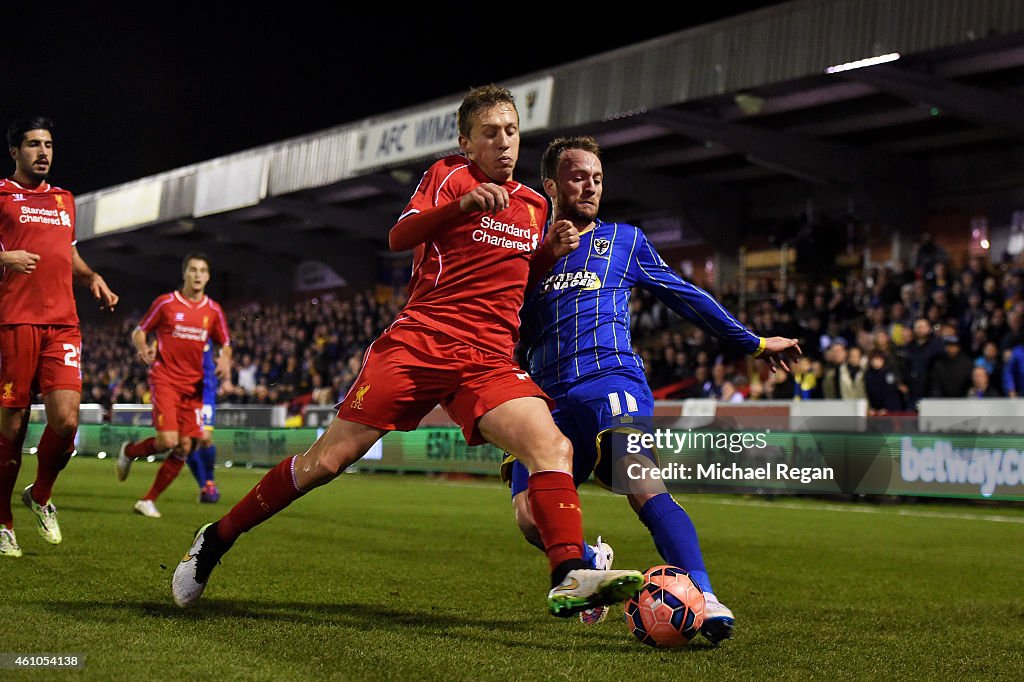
[131,327,156,366]
[0,249,40,273]
[215,344,233,381]
[389,183,511,251]
[633,232,801,372]
[526,219,580,292]
[71,246,118,309]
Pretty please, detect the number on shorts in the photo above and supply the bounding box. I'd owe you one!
[63,343,80,368]
[607,391,639,417]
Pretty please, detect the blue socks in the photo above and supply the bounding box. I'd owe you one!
[186,450,206,487]
[200,445,217,482]
[187,445,216,488]
[638,493,713,594]
[582,541,596,567]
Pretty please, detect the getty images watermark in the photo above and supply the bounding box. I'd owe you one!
[622,429,835,486]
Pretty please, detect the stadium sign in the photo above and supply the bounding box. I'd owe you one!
[351,77,553,172]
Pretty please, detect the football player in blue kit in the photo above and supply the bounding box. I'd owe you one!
[505,135,801,642]
[186,342,220,503]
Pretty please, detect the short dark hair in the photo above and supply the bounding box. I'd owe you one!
[457,85,516,138]
[7,117,55,148]
[541,135,601,181]
[182,252,211,277]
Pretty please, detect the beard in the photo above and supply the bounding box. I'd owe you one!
[563,202,597,225]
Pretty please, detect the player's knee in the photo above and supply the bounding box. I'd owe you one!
[48,413,78,437]
[156,432,179,451]
[174,437,192,459]
[628,491,657,514]
[307,444,360,483]
[0,408,29,440]
[530,432,573,472]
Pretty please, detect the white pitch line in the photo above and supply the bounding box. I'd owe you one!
[701,497,1024,524]
[415,477,1024,523]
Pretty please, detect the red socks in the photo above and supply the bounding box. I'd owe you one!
[217,456,304,544]
[527,470,585,573]
[125,438,160,459]
[143,456,185,501]
[31,426,75,505]
[0,435,22,528]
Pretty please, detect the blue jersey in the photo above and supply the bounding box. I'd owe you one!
[520,219,761,396]
[202,342,218,406]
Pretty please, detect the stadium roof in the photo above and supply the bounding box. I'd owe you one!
[74,0,1024,309]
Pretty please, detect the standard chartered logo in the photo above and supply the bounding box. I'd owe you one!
[472,215,535,252]
[900,437,1022,497]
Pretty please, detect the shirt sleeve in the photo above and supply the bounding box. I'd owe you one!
[630,229,762,355]
[210,302,231,346]
[137,295,168,334]
[389,161,465,251]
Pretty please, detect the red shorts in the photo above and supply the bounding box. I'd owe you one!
[337,318,553,446]
[150,380,204,439]
[0,325,82,408]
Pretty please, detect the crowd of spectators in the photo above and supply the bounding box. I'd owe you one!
[636,242,1024,413]
[80,291,404,415]
[80,238,1024,418]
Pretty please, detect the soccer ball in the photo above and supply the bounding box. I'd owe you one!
[623,565,705,648]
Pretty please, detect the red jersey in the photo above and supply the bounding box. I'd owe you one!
[138,291,230,388]
[0,178,78,325]
[398,155,548,357]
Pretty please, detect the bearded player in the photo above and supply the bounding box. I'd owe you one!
[506,136,801,641]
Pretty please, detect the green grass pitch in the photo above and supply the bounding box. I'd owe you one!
[2,456,1022,680]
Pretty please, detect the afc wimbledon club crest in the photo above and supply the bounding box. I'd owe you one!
[593,238,611,256]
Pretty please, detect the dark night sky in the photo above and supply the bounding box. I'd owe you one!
[4,4,790,195]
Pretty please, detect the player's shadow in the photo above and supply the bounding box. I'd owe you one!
[34,599,648,653]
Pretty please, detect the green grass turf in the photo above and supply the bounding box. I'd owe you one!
[2,456,1022,681]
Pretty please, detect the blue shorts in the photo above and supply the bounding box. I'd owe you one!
[505,367,654,497]
[201,402,215,430]
[202,380,217,429]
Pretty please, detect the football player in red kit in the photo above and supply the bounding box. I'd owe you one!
[117,253,231,519]
[0,117,118,557]
[172,85,644,616]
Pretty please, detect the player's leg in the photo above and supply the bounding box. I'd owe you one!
[118,380,178,482]
[185,447,206,489]
[185,414,212,491]
[10,325,76,545]
[173,321,453,607]
[138,434,191,511]
[0,325,40,553]
[172,416,386,607]
[0,408,29,557]
[196,404,219,501]
[626,487,734,644]
[140,392,204,515]
[506,403,604,567]
[478,397,642,616]
[22,388,80,544]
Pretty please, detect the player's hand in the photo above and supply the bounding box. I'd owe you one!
[1,250,40,273]
[758,337,802,374]
[460,183,510,213]
[89,273,119,310]
[137,344,157,366]
[544,219,580,258]
[215,356,231,381]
